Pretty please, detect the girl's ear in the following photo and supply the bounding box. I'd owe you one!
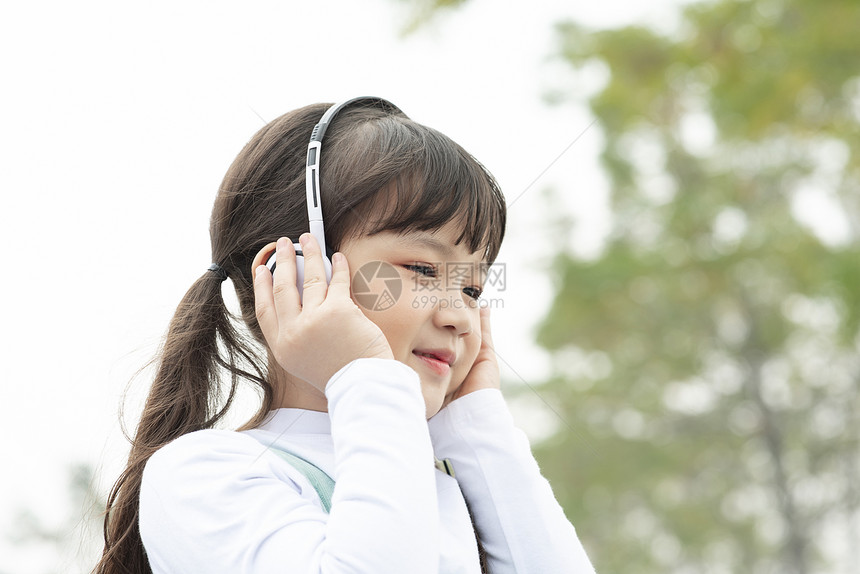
[251,242,278,274]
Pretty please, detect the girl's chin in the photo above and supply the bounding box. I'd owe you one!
[421,382,466,419]
[419,388,446,419]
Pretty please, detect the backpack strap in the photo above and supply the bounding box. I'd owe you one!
[263,445,335,513]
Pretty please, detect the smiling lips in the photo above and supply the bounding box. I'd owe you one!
[412,349,455,376]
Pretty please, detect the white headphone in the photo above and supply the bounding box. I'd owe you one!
[264,97,403,299]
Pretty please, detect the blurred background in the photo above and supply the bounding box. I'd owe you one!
[1,0,858,572]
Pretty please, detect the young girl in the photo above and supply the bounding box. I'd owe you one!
[97,98,595,573]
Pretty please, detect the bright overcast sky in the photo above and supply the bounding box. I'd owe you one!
[0,1,685,571]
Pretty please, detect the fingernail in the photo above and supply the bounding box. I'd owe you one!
[299,233,309,246]
[332,252,343,264]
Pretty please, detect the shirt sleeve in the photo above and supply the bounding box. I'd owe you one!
[427,389,596,574]
[139,358,439,574]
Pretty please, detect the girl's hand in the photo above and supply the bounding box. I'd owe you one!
[254,234,394,391]
[447,307,500,402]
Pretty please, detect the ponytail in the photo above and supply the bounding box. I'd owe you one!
[95,269,271,574]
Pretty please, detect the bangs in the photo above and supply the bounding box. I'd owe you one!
[332,117,507,264]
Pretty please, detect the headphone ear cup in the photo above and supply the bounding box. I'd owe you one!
[264,242,332,303]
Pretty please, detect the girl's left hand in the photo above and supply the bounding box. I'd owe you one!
[446,306,500,403]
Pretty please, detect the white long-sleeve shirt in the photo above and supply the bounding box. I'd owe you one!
[139,358,595,573]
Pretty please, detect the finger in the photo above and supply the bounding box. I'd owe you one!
[326,252,352,301]
[253,263,278,343]
[478,306,495,350]
[298,233,327,309]
[272,238,301,320]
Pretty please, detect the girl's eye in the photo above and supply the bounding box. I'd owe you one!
[463,286,483,300]
[404,263,482,300]
[404,264,437,278]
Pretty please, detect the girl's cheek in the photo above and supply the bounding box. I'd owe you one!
[453,354,473,381]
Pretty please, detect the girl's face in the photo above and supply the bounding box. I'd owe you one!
[339,219,487,418]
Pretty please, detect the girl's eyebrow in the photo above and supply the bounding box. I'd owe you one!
[397,233,456,258]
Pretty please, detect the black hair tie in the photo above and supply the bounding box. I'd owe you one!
[208,263,229,282]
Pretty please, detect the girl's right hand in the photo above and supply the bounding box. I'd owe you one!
[253,233,394,391]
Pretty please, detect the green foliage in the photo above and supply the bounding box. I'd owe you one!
[391,0,471,35]
[535,1,860,572]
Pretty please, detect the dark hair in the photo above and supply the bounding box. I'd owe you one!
[95,100,506,574]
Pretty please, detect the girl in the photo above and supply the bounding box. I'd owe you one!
[97,98,595,573]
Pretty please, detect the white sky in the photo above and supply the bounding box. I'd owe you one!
[0,1,687,571]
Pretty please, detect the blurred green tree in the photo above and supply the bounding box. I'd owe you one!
[530,1,860,573]
[397,0,860,571]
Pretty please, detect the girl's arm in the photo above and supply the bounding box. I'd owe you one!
[428,389,595,573]
[429,308,596,573]
[140,358,440,574]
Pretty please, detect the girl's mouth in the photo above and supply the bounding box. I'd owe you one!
[412,350,452,376]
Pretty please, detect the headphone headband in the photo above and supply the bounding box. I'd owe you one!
[311,96,403,143]
[305,96,403,260]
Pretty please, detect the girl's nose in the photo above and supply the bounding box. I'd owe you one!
[431,291,475,336]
